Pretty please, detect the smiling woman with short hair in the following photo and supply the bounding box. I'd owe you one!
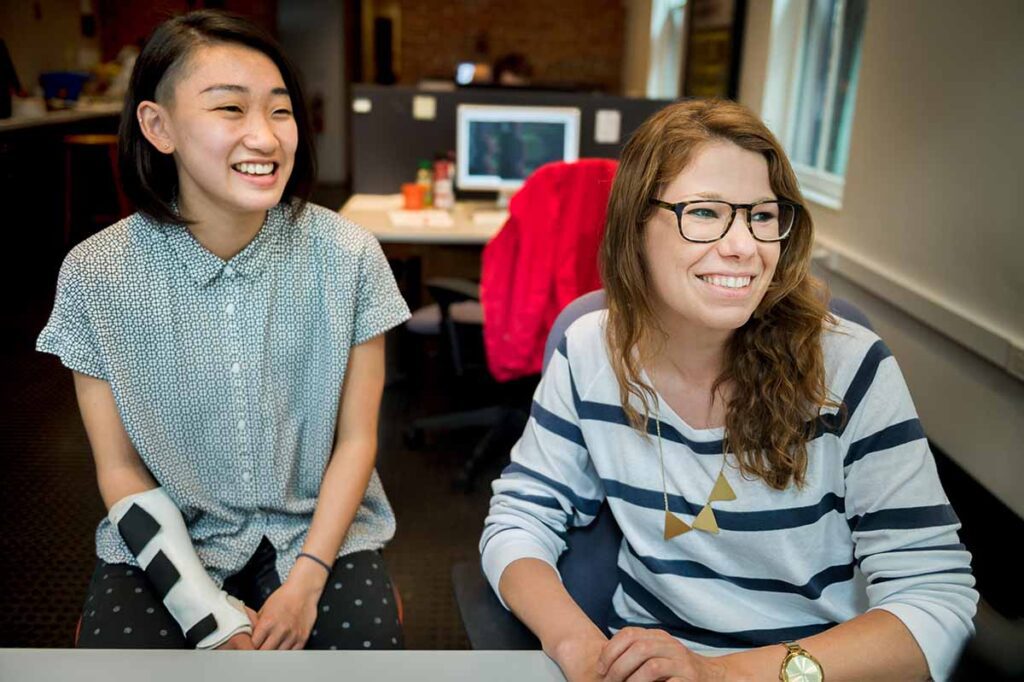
[38,10,409,651]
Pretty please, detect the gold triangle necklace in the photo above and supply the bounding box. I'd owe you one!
[656,411,737,540]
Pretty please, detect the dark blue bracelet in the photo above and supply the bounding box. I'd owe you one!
[296,551,332,574]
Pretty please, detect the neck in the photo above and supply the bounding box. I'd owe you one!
[178,193,268,261]
[645,308,733,389]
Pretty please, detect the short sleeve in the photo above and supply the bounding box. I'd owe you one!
[352,235,410,346]
[36,253,108,379]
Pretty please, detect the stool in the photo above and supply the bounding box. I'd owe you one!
[63,133,132,245]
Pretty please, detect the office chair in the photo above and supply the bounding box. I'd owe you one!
[404,159,618,490]
[452,289,612,649]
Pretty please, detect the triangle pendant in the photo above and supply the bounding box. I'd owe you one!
[664,511,693,540]
[708,471,737,502]
[692,504,720,534]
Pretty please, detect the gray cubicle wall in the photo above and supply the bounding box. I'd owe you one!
[350,84,675,194]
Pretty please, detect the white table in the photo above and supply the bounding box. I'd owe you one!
[0,648,565,681]
[339,194,507,245]
[0,100,122,132]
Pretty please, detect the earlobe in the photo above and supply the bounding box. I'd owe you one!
[137,100,175,154]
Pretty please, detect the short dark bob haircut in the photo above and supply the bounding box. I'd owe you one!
[118,10,316,224]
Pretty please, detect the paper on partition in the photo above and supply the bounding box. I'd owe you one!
[346,194,405,211]
[388,210,454,228]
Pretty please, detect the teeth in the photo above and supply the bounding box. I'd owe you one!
[234,162,274,176]
[700,275,752,289]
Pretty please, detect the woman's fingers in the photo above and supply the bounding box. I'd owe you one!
[601,629,691,682]
[256,622,287,650]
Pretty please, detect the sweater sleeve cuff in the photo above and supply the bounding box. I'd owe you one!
[481,529,561,611]
[870,602,972,682]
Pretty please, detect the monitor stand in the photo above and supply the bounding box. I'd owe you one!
[496,187,516,209]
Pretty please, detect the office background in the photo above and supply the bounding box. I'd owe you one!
[0,0,1021,669]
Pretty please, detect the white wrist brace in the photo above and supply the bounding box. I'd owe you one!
[108,487,252,649]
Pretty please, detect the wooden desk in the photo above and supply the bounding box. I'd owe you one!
[0,100,122,133]
[0,649,565,681]
[339,194,507,245]
[340,195,507,308]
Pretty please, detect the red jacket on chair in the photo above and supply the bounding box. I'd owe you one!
[480,158,618,382]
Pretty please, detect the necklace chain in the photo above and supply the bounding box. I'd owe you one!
[655,406,736,539]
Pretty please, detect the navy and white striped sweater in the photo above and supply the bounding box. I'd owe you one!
[481,310,976,681]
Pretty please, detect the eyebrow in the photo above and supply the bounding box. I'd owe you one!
[689,191,777,203]
[199,84,290,97]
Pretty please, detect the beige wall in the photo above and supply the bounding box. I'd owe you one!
[278,0,347,184]
[0,0,98,93]
[736,0,772,116]
[621,0,653,98]
[741,0,1024,515]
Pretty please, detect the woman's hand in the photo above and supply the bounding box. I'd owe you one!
[547,630,610,682]
[597,628,727,682]
[216,632,256,649]
[215,606,259,650]
[252,563,325,650]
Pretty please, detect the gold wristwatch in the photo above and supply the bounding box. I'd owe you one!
[779,641,824,682]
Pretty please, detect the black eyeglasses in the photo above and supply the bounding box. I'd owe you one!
[648,198,800,243]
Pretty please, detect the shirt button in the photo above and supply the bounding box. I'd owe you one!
[241,471,252,482]
[224,265,235,278]
[225,302,236,315]
[237,419,246,431]
[231,362,241,374]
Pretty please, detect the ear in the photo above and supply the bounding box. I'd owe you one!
[137,100,175,155]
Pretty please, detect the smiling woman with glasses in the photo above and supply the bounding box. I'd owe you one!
[480,99,976,682]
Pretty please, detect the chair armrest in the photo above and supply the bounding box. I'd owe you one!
[451,561,541,650]
[953,597,1024,679]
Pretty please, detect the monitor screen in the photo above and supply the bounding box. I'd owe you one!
[456,104,581,192]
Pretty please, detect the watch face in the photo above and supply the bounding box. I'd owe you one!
[784,654,823,682]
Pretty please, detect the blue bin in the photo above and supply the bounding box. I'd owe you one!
[39,71,90,106]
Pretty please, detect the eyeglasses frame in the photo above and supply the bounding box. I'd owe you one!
[648,198,801,243]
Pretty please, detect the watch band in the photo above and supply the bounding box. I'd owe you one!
[782,641,802,655]
[779,641,824,682]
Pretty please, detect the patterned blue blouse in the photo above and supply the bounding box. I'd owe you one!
[37,203,411,585]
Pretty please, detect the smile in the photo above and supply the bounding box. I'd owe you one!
[698,274,752,289]
[232,162,277,176]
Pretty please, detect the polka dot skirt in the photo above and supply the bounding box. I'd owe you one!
[76,542,403,650]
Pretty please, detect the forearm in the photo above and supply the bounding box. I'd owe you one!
[73,370,158,509]
[291,438,377,589]
[96,460,158,510]
[499,558,607,658]
[721,609,929,682]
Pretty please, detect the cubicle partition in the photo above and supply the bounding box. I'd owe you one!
[349,84,673,194]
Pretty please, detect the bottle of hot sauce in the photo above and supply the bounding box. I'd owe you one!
[416,160,433,207]
[432,155,454,210]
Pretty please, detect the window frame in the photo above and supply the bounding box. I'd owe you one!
[761,0,864,210]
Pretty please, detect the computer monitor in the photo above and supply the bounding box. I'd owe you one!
[456,104,581,205]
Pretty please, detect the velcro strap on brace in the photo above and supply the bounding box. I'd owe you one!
[109,488,252,649]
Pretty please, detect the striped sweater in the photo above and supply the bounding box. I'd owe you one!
[481,310,977,681]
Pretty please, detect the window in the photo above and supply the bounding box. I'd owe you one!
[761,0,867,209]
[647,0,688,99]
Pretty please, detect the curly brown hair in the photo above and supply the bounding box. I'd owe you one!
[600,99,839,490]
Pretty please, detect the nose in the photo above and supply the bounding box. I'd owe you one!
[243,111,277,154]
[717,209,758,258]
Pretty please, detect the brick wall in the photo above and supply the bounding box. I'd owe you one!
[395,0,625,92]
[98,0,277,61]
